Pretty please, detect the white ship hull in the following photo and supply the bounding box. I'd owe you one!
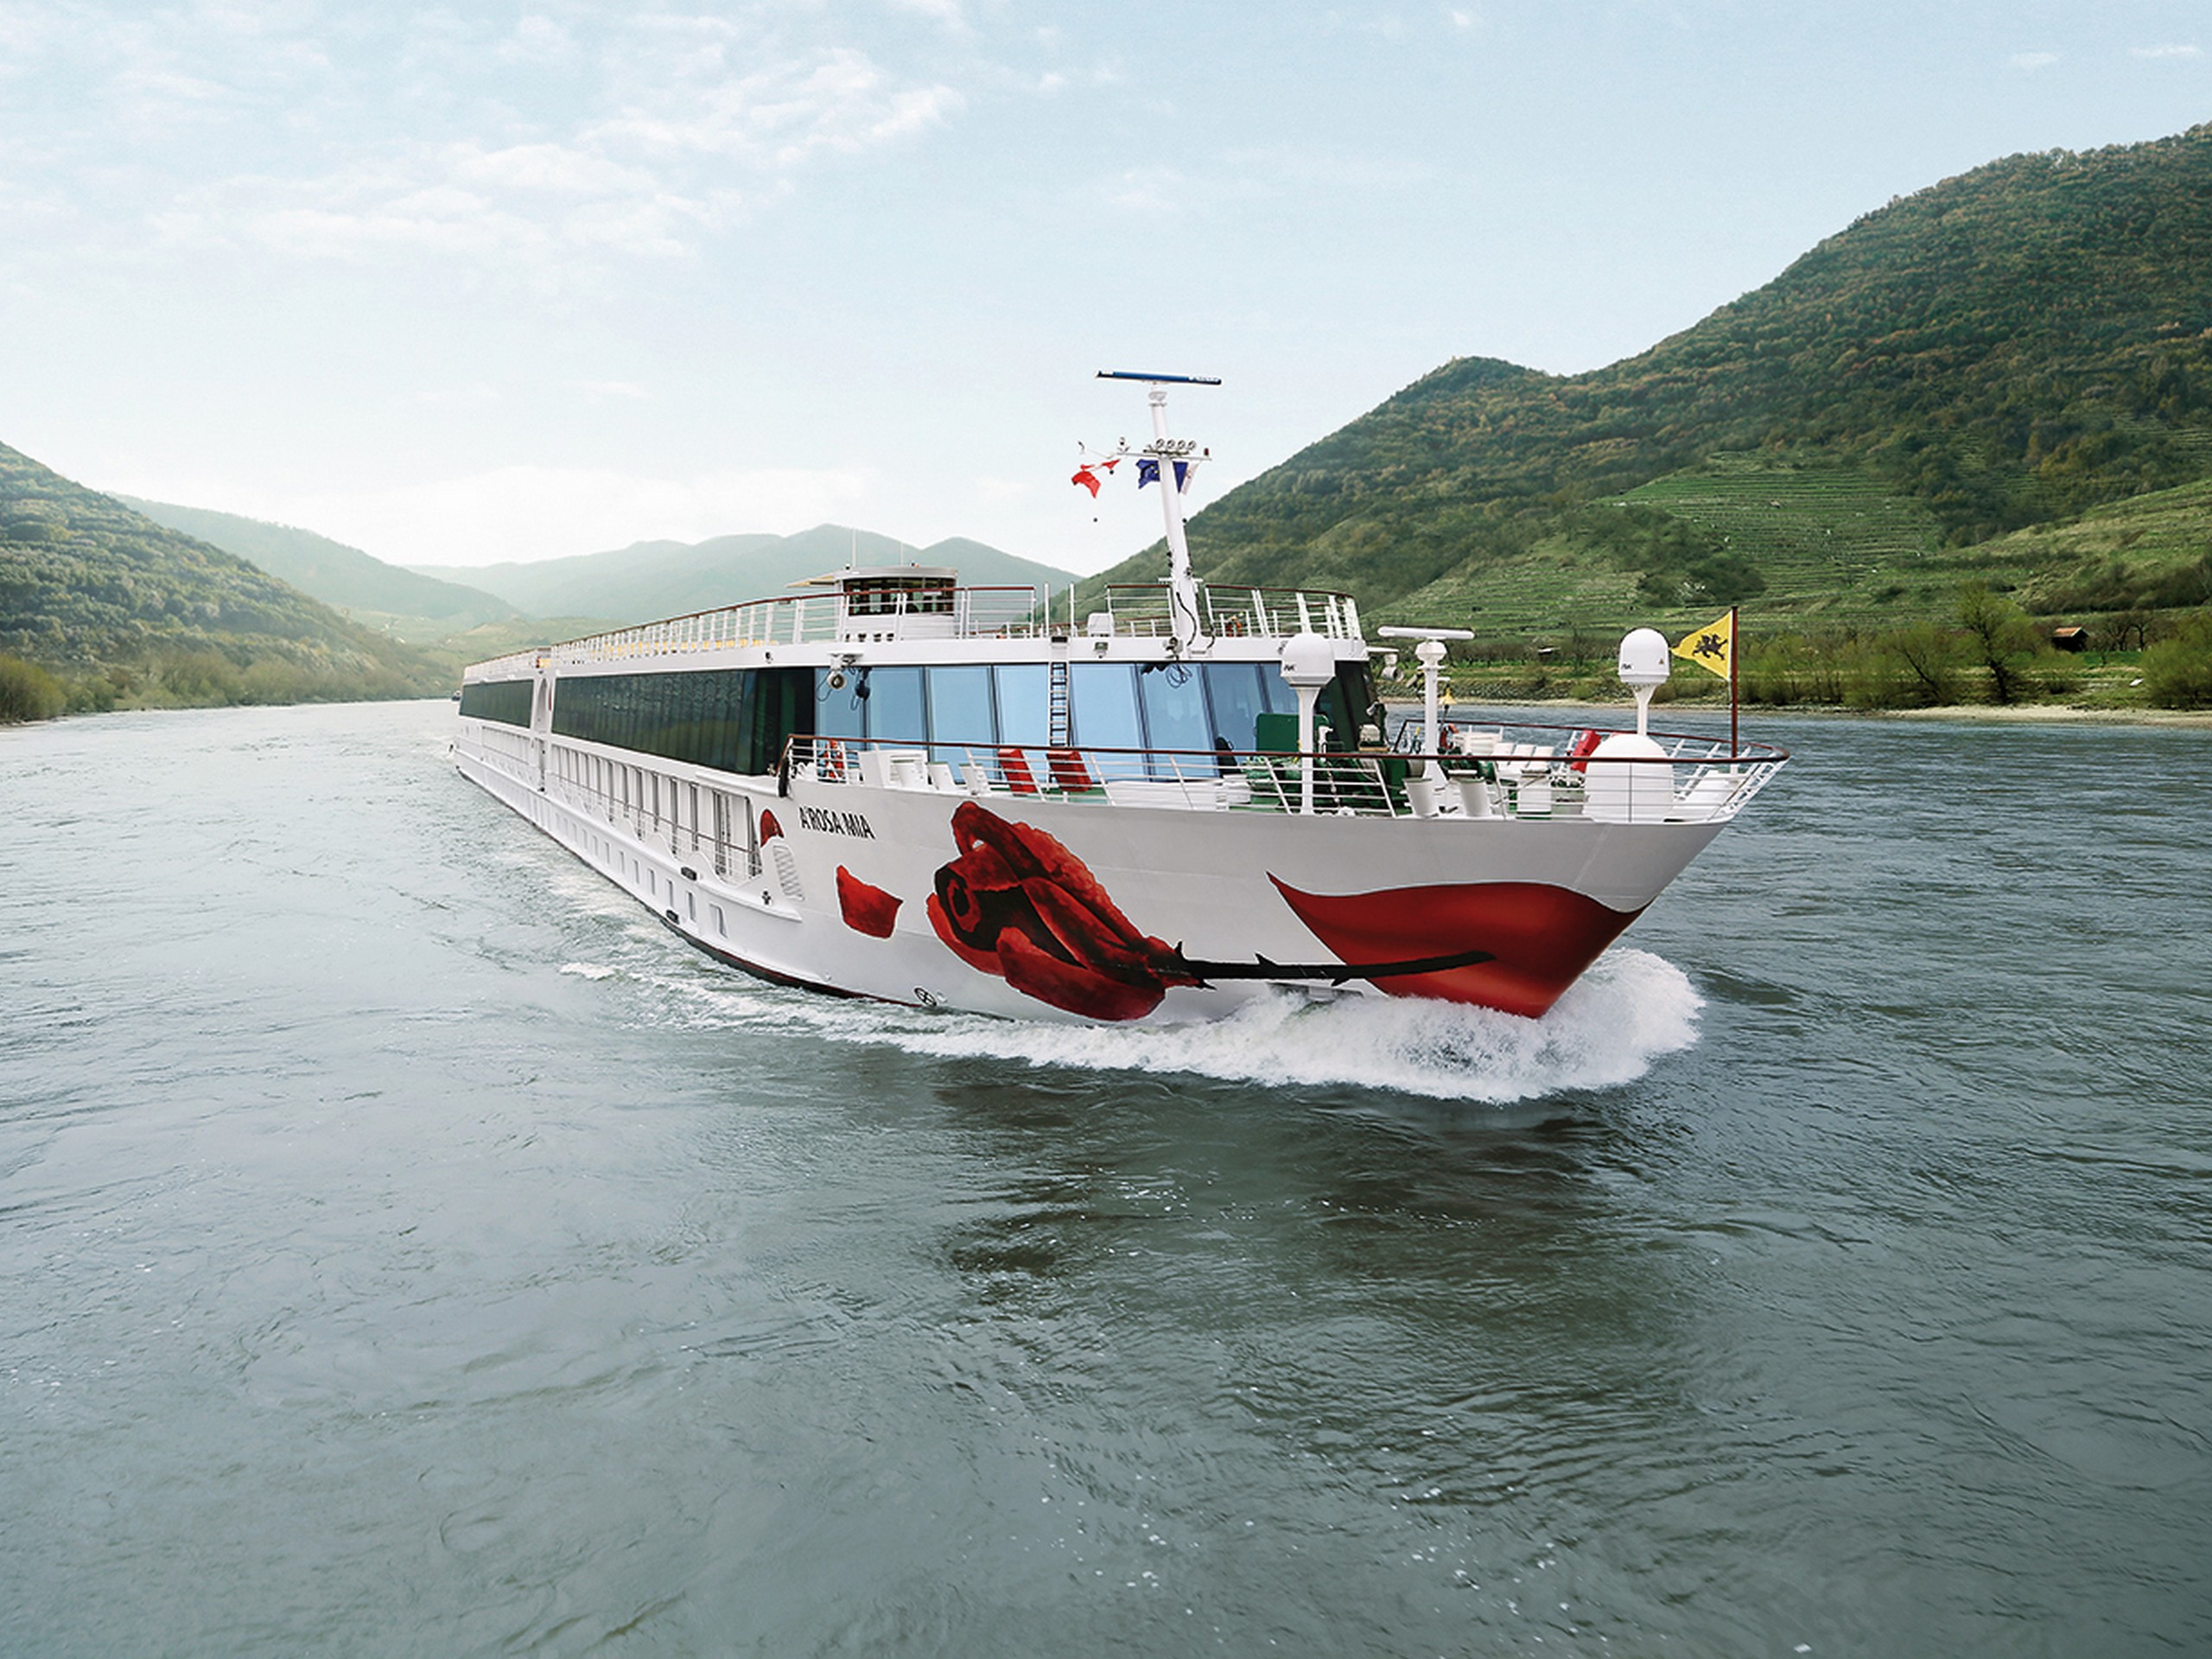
[454,714,1758,1025]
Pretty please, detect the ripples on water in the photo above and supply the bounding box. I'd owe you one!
[2,700,2208,1656]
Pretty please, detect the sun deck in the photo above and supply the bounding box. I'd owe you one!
[462,578,1367,683]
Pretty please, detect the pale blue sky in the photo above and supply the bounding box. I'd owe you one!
[3,3,2208,575]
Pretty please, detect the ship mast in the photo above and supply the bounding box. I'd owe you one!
[1098,370,1217,652]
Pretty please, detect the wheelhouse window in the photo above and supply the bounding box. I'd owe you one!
[842,576,954,617]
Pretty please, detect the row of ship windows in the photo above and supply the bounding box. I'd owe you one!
[462,659,1377,772]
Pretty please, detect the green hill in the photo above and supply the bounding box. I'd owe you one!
[1,442,451,712]
[115,497,520,640]
[415,524,1077,626]
[1086,124,2212,644]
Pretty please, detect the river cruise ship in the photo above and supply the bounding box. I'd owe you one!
[453,374,1786,1024]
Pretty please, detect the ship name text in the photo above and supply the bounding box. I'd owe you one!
[798,806,877,839]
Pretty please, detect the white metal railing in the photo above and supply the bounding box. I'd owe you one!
[464,581,1366,681]
[778,725,1786,823]
[536,753,766,882]
[466,585,1056,679]
[1099,583,1363,641]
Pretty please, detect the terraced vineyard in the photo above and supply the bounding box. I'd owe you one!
[1964,476,2212,611]
[1381,454,1954,638]
[1621,454,1943,619]
[1387,539,1645,641]
[1375,453,2212,645]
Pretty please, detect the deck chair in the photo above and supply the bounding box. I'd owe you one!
[1046,748,1101,794]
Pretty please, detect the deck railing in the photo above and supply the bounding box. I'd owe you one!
[465,585,1058,679]
[1099,584,1363,641]
[780,722,1786,824]
[464,580,1370,681]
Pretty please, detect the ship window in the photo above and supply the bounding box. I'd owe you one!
[710,671,745,772]
[1069,663,1141,753]
[994,664,1050,749]
[742,668,806,775]
[846,576,954,616]
[1136,662,1211,764]
[864,665,926,747]
[1200,663,1292,755]
[549,667,814,777]
[1320,660,1376,751]
[816,671,864,748]
[926,665,995,760]
[460,678,533,728]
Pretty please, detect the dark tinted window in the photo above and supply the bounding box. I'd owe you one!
[548,668,809,774]
[460,678,532,728]
[1319,659,1376,750]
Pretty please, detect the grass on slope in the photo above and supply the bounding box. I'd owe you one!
[1380,453,2212,641]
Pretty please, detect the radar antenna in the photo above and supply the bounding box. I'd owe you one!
[1096,370,1217,651]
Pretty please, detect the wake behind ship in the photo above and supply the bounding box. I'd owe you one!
[452,374,1785,1024]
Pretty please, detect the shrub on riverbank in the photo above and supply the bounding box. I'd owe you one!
[2141,617,2212,709]
[0,652,65,722]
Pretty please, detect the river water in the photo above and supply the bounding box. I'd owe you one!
[2,698,2206,1656]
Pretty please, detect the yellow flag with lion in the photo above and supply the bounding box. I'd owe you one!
[1673,611,1734,680]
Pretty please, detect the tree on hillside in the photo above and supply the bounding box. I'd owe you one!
[1956,583,2039,704]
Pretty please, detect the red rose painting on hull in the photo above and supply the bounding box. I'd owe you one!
[1269,878,1642,1020]
[927,801,1196,1021]
[836,867,901,938]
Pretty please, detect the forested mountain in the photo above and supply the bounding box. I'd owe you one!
[117,497,518,632]
[1087,124,2212,637]
[414,524,1076,625]
[0,442,449,707]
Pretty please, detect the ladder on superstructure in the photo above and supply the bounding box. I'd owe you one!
[1048,657,1071,747]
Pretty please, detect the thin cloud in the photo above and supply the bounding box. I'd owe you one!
[499,16,579,64]
[2009,51,2061,72]
[9,9,965,272]
[887,0,966,25]
[586,49,962,168]
[2129,44,2202,60]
